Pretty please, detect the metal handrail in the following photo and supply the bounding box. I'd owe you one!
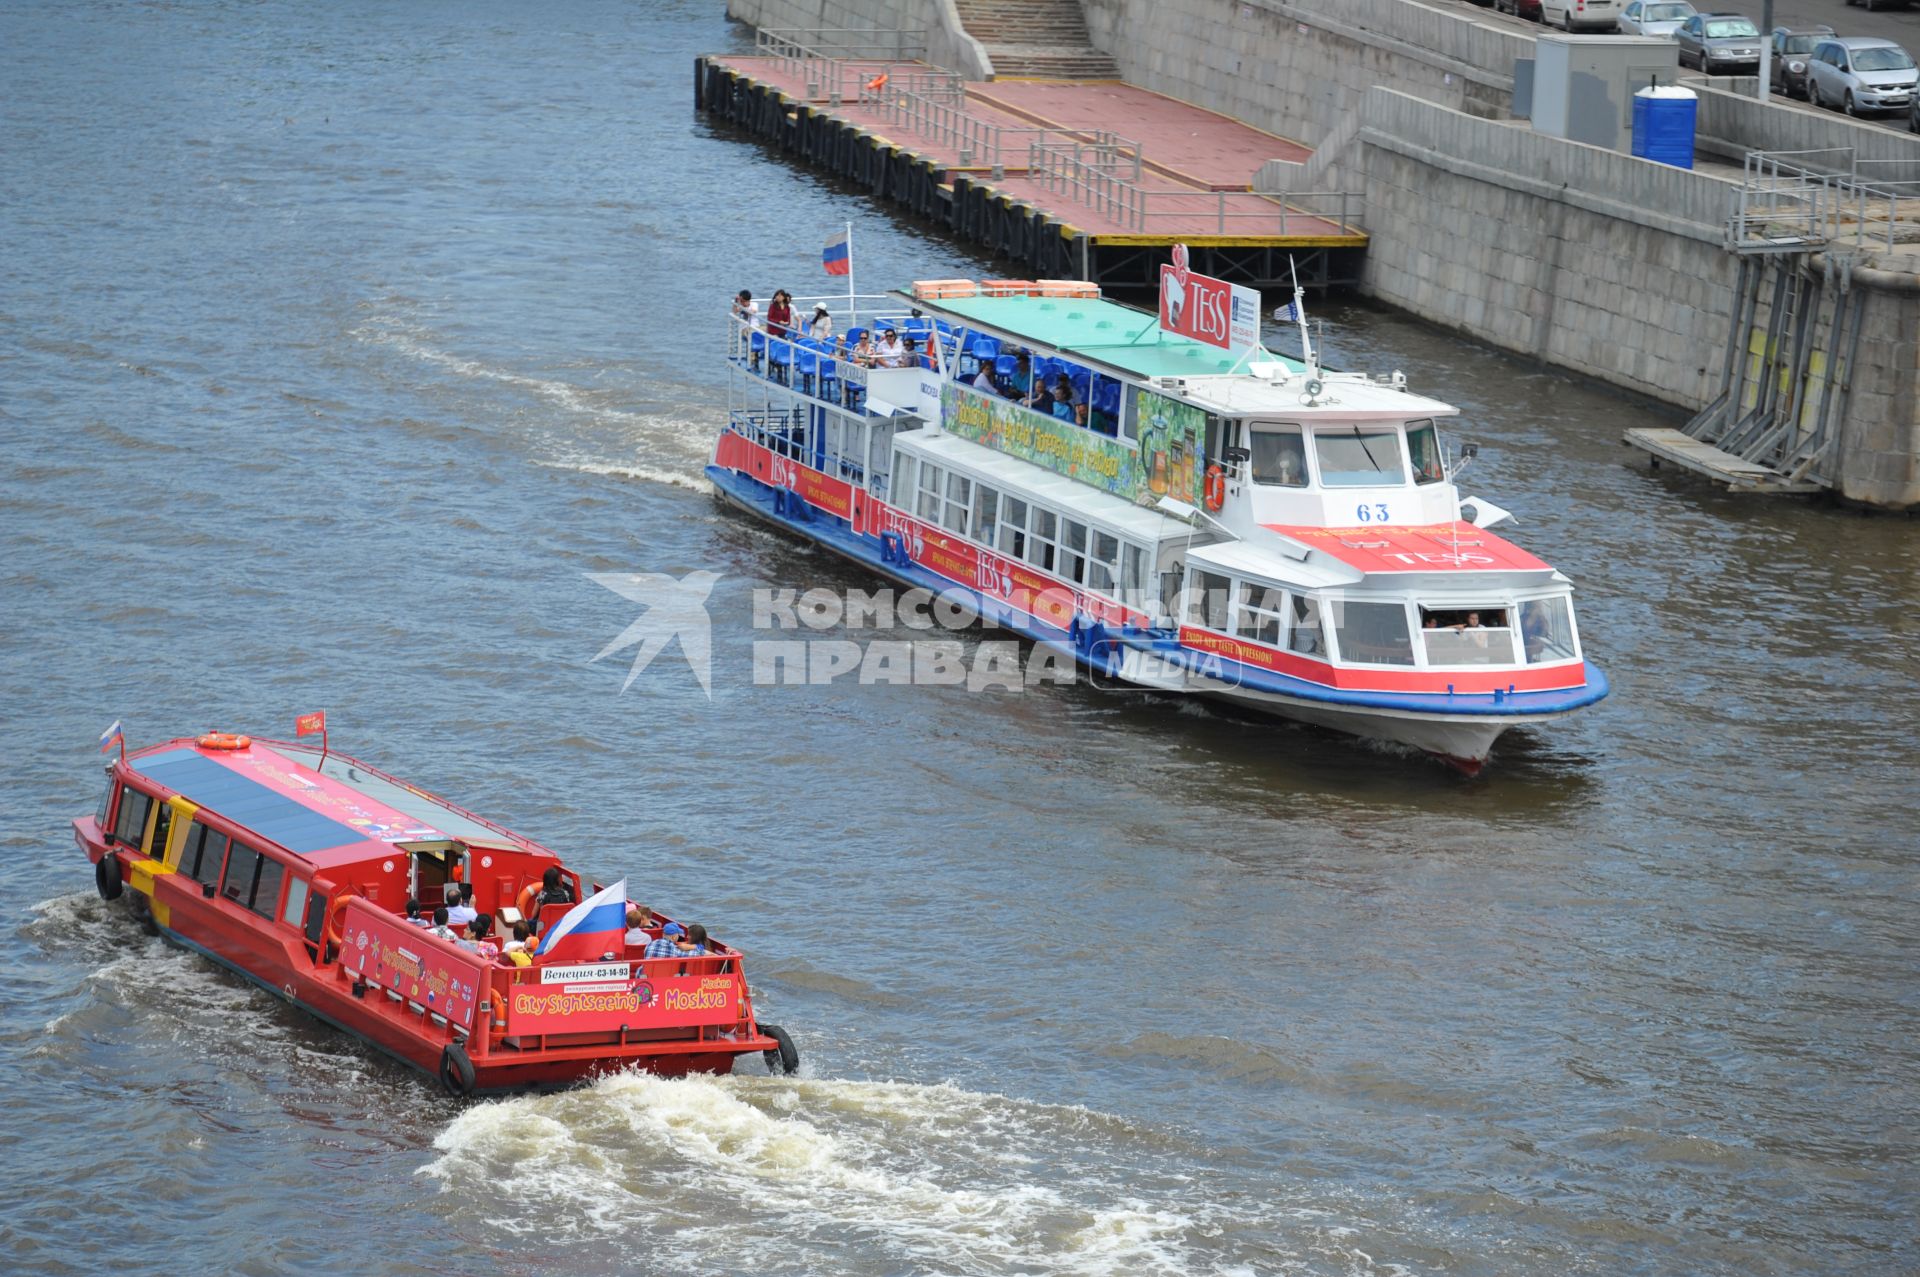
[1733,148,1920,252]
[1027,140,1360,234]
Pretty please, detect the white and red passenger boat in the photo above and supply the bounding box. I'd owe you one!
[712,262,1606,771]
[75,730,798,1094]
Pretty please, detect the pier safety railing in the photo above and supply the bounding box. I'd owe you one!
[1730,148,1920,253]
[1027,137,1361,235]
[755,27,930,107]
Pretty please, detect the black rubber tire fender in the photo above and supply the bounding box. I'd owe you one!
[95,853,123,901]
[439,1042,476,1096]
[760,1022,800,1075]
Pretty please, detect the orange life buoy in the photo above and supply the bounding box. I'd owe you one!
[198,732,252,750]
[326,892,352,949]
[516,882,539,919]
[1204,464,1226,512]
[866,72,887,92]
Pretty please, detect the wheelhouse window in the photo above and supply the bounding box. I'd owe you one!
[1249,426,1308,487]
[1519,596,1580,663]
[1314,428,1406,487]
[113,787,152,848]
[1419,607,1518,666]
[1332,599,1415,666]
[96,776,113,827]
[1406,420,1445,485]
[1185,569,1232,630]
[281,877,310,928]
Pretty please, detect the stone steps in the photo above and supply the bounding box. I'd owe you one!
[953,0,1117,81]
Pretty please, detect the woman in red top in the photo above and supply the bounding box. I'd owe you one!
[765,290,793,341]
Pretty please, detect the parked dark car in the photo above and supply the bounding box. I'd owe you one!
[1771,27,1835,99]
[1676,13,1764,74]
[1494,0,1545,19]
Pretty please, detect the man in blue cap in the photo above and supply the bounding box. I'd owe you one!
[642,922,686,960]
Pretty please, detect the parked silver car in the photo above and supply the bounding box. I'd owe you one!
[1617,1,1696,37]
[1675,13,1763,74]
[1771,27,1835,100]
[1806,37,1918,116]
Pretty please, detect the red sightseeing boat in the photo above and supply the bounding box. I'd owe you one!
[73,729,798,1094]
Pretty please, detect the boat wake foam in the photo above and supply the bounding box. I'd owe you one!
[420,1070,1258,1275]
[353,314,716,494]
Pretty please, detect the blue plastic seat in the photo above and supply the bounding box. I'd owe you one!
[994,354,1018,379]
[969,335,1000,362]
[750,330,767,371]
[768,337,792,384]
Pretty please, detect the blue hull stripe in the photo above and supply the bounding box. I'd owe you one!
[706,460,1609,720]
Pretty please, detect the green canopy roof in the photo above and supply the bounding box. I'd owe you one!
[927,293,1302,381]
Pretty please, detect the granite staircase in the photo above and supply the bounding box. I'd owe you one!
[954,0,1121,80]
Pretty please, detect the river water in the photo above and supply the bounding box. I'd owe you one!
[2,2,1915,1274]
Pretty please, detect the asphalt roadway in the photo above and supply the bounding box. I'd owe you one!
[1443,0,1920,131]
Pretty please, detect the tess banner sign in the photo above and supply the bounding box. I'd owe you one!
[1158,243,1260,352]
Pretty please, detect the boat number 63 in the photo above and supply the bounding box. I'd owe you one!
[1355,503,1390,523]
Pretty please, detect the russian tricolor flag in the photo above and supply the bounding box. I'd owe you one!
[823,231,850,277]
[535,878,628,963]
[98,719,124,754]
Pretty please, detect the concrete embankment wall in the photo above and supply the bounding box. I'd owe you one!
[726,0,992,80]
[1081,0,1525,145]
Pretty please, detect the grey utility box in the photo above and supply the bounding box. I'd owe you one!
[1531,35,1681,152]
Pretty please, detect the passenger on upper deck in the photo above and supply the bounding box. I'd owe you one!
[766,290,794,341]
[678,923,709,957]
[534,866,575,913]
[970,359,999,394]
[846,329,876,368]
[1004,351,1034,403]
[502,919,535,954]
[430,906,457,941]
[624,904,655,945]
[874,327,906,368]
[1048,374,1083,426]
[642,922,686,959]
[446,883,477,928]
[404,897,431,928]
[808,304,834,341]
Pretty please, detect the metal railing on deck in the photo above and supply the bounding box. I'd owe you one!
[1731,148,1920,253]
[1026,138,1361,234]
[753,26,929,106]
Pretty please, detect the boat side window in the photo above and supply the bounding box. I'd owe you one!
[281,876,310,929]
[1519,596,1580,663]
[1233,583,1286,646]
[943,472,972,536]
[1249,426,1308,487]
[999,495,1029,559]
[251,854,286,919]
[1313,428,1407,487]
[148,799,174,860]
[185,824,229,888]
[1331,599,1416,666]
[95,775,114,828]
[1028,508,1057,572]
[917,461,943,523]
[973,484,1000,548]
[1420,606,1518,666]
[1088,529,1120,596]
[303,891,329,946]
[1185,569,1232,630]
[1121,542,1148,598]
[112,786,152,849]
[1406,420,1445,485]
[1060,519,1088,584]
[222,840,262,905]
[1288,594,1325,656]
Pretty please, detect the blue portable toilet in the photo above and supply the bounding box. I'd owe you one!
[1632,85,1697,170]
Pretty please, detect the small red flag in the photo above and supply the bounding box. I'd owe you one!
[295,711,326,737]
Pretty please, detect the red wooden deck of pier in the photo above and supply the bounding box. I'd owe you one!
[709,56,1361,246]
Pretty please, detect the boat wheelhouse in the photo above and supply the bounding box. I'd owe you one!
[712,277,1605,770]
[75,734,798,1094]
